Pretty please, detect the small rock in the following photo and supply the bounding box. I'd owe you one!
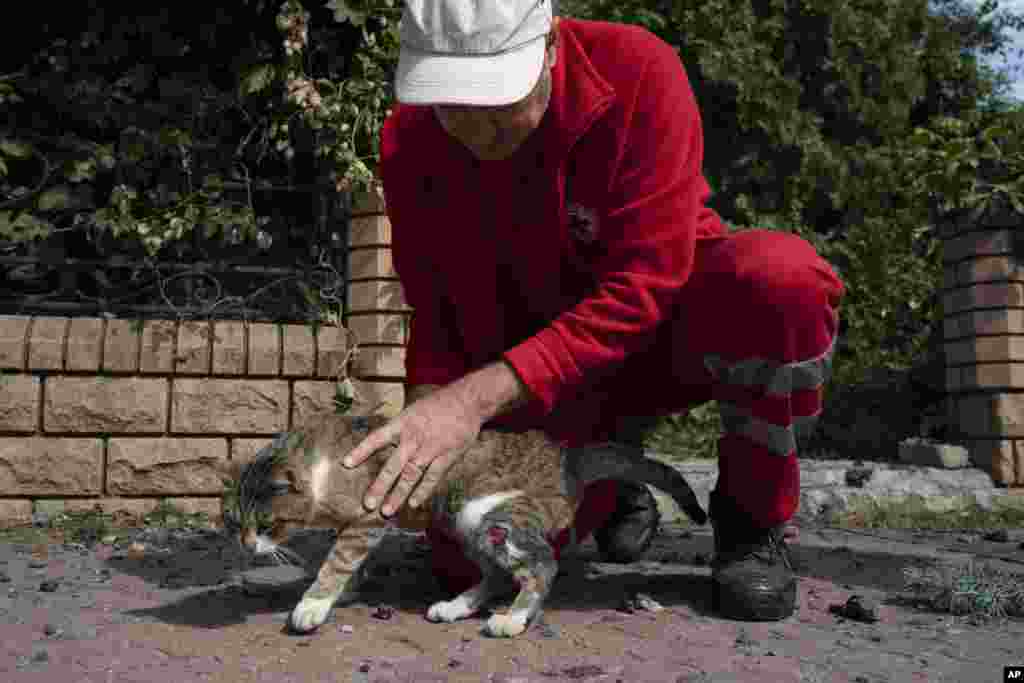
[0,571,10,583]
[43,624,60,637]
[845,467,872,488]
[982,529,1009,543]
[39,580,60,593]
[32,512,50,528]
[447,658,462,668]
[370,605,394,620]
[617,592,663,614]
[31,649,49,663]
[28,559,47,569]
[633,593,664,612]
[358,663,370,673]
[829,595,879,623]
[693,553,708,566]
[340,624,354,634]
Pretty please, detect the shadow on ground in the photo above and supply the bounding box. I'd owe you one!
[107,523,1024,630]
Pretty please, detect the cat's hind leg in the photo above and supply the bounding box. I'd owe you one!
[469,512,558,638]
[289,519,377,633]
[425,569,507,624]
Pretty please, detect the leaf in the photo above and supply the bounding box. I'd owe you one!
[0,211,53,241]
[334,383,354,414]
[158,128,192,148]
[327,0,367,25]
[64,158,98,182]
[239,64,277,97]
[0,139,33,159]
[36,186,75,212]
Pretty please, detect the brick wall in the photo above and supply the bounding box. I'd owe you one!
[942,211,1024,485]
[0,192,410,527]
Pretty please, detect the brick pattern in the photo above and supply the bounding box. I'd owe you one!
[943,224,1024,485]
[0,193,412,526]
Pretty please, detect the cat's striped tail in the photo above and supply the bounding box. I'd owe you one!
[564,443,708,525]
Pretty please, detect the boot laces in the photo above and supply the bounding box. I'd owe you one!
[724,528,794,572]
[751,530,794,571]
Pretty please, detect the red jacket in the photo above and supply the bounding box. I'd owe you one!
[379,18,725,440]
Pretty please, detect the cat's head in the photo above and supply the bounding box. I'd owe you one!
[218,414,389,566]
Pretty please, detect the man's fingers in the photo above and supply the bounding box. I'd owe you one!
[407,452,452,510]
[343,423,397,469]
[362,438,416,511]
[380,455,429,517]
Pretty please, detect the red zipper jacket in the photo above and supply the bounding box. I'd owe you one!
[378,18,726,442]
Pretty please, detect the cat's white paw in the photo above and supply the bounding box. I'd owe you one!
[289,596,335,633]
[426,597,477,623]
[484,612,529,638]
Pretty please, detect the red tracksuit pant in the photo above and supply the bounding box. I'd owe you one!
[428,228,844,594]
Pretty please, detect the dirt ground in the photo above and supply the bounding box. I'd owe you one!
[1,522,1022,683]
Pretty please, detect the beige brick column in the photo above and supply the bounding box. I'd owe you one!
[942,216,1024,485]
[344,191,409,417]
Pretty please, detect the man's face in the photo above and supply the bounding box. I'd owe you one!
[433,41,557,161]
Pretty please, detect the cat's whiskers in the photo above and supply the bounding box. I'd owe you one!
[275,544,308,569]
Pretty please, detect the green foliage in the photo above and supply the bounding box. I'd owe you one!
[51,508,114,545]
[91,178,267,256]
[645,402,722,460]
[144,499,210,529]
[0,210,53,241]
[906,112,1024,214]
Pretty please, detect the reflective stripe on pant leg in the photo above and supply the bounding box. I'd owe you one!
[706,334,836,457]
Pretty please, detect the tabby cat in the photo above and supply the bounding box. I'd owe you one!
[220,413,707,638]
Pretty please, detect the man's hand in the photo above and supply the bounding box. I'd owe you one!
[342,361,529,516]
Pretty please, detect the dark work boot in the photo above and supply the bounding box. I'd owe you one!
[594,416,664,563]
[709,489,797,621]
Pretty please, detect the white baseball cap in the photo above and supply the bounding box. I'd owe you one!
[395,0,553,106]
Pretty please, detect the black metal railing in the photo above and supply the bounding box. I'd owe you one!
[0,182,349,324]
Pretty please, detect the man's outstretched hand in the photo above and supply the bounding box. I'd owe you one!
[341,361,529,517]
[348,360,532,516]
[342,384,483,516]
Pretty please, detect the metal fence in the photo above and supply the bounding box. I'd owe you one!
[0,182,349,324]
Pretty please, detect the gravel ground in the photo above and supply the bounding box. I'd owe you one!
[1,522,1022,682]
